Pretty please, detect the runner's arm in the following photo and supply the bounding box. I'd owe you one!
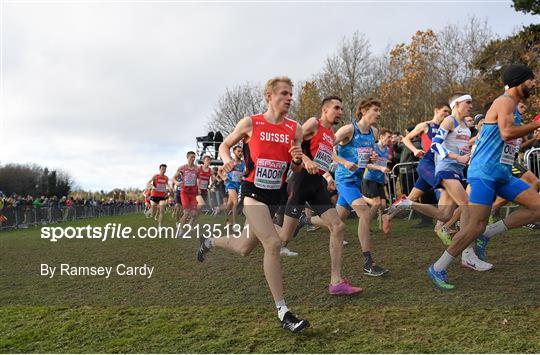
[403,122,428,157]
[498,99,540,140]
[333,124,354,146]
[290,124,304,173]
[431,116,457,160]
[219,117,252,169]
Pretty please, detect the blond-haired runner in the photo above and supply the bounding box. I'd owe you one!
[197,76,309,333]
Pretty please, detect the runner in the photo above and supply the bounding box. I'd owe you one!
[279,96,362,294]
[428,64,539,290]
[171,172,183,222]
[174,151,200,228]
[361,128,391,230]
[197,155,213,214]
[386,102,456,242]
[146,164,169,227]
[223,146,245,225]
[197,76,309,332]
[488,100,540,224]
[330,97,389,277]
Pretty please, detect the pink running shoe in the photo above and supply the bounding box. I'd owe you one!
[328,279,363,295]
[392,194,412,209]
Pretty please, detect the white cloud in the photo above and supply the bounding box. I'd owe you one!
[1,1,536,190]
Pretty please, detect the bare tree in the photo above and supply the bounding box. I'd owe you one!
[317,32,374,122]
[207,82,266,135]
[436,16,494,92]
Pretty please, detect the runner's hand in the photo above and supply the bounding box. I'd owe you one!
[289,144,303,164]
[221,161,236,174]
[457,154,470,165]
[379,166,390,174]
[343,161,358,171]
[414,149,425,158]
[304,159,319,174]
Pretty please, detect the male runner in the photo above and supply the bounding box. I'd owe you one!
[388,102,455,242]
[330,98,389,277]
[146,164,169,227]
[223,146,245,225]
[197,76,309,332]
[361,128,391,229]
[428,64,540,290]
[279,96,363,294]
[197,155,213,213]
[174,151,200,228]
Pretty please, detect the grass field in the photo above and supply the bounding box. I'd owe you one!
[0,212,538,353]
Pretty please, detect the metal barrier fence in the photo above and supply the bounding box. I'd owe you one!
[387,162,419,204]
[524,147,540,179]
[0,204,144,231]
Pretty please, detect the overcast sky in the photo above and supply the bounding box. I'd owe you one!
[1,1,537,191]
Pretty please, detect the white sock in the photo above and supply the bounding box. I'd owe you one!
[433,250,455,272]
[276,299,288,320]
[483,220,508,239]
[204,237,214,249]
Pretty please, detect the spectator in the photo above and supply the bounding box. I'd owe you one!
[213,131,224,159]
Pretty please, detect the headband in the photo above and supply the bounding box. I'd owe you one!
[450,95,472,110]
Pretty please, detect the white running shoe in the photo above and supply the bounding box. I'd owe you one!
[461,250,493,271]
[343,240,349,246]
[280,246,299,257]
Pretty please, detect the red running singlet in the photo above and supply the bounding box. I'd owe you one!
[244,114,298,190]
[302,119,335,175]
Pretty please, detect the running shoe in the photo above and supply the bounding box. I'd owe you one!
[281,311,310,333]
[427,264,454,290]
[461,250,493,271]
[197,237,212,262]
[523,222,540,230]
[343,240,349,246]
[392,195,413,209]
[280,246,299,257]
[363,264,389,277]
[475,235,490,261]
[436,227,453,246]
[329,279,363,295]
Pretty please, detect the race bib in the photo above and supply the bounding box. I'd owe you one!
[231,170,243,183]
[357,147,372,168]
[254,159,287,190]
[199,179,209,190]
[184,172,197,187]
[313,144,333,172]
[375,157,388,167]
[500,140,519,165]
[156,183,166,192]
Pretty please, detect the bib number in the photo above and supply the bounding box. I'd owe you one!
[199,179,209,190]
[313,144,333,172]
[184,172,197,187]
[254,159,287,189]
[231,170,243,183]
[357,147,372,168]
[500,141,518,165]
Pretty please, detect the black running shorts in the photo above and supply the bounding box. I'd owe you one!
[285,169,333,219]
